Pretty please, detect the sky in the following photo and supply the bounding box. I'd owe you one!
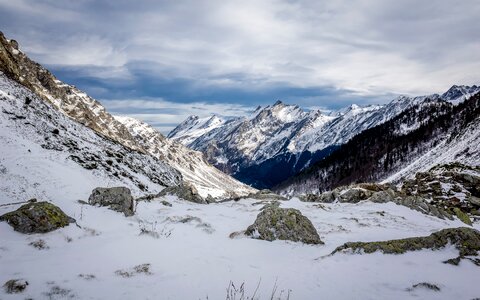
[0,0,479,133]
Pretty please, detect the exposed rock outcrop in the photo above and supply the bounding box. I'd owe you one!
[88,187,135,216]
[0,201,74,233]
[245,202,322,245]
[300,163,480,224]
[157,183,206,204]
[331,227,480,264]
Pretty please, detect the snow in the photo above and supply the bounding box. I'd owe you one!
[168,93,441,175]
[1,194,479,299]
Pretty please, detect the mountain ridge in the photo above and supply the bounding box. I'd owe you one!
[0,31,253,198]
[169,88,480,189]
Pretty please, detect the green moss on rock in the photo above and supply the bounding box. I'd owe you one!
[453,208,472,226]
[0,201,74,234]
[245,203,323,245]
[331,227,480,257]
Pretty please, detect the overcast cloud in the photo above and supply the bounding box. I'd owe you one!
[0,0,478,133]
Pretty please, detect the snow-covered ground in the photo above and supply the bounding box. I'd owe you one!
[1,192,479,299]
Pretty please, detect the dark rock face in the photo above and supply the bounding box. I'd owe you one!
[88,187,135,216]
[0,202,74,234]
[332,227,480,259]
[157,184,206,204]
[245,203,323,245]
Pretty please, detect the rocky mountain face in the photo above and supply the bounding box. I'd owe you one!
[115,116,255,198]
[0,72,181,198]
[169,87,479,189]
[0,32,141,151]
[276,92,480,195]
[0,31,253,198]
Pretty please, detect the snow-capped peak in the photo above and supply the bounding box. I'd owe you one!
[441,84,480,105]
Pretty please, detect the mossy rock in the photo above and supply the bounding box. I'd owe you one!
[245,203,323,245]
[453,207,472,226]
[0,201,75,234]
[332,227,480,257]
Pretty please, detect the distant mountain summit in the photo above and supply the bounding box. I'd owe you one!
[169,87,479,189]
[275,93,480,195]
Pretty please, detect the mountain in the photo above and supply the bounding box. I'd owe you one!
[168,89,479,189]
[275,92,480,195]
[441,84,480,105]
[0,72,181,199]
[115,116,254,197]
[0,31,253,198]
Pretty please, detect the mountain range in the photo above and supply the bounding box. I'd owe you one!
[169,86,480,189]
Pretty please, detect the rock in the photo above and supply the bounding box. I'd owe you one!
[245,202,323,245]
[0,201,74,234]
[205,194,216,204]
[406,282,441,292]
[3,279,28,294]
[245,189,287,201]
[467,196,480,207]
[300,192,335,203]
[368,191,394,203]
[88,187,135,216]
[453,208,472,226]
[160,200,172,207]
[157,183,205,204]
[338,188,373,203]
[331,227,480,257]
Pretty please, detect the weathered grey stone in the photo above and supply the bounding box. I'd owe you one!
[368,191,393,203]
[0,202,74,234]
[338,188,373,203]
[468,196,480,207]
[88,187,134,216]
[245,203,323,245]
[157,183,206,204]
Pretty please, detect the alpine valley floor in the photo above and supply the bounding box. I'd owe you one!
[1,194,479,299]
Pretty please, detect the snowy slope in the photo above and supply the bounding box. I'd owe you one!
[115,116,255,198]
[0,31,252,198]
[1,194,479,299]
[0,73,181,201]
[383,117,480,183]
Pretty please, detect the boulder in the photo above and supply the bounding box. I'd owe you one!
[88,187,134,216]
[0,202,74,234]
[245,202,323,245]
[157,183,206,204]
[338,188,373,203]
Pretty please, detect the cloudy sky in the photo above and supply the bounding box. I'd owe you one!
[0,0,479,133]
